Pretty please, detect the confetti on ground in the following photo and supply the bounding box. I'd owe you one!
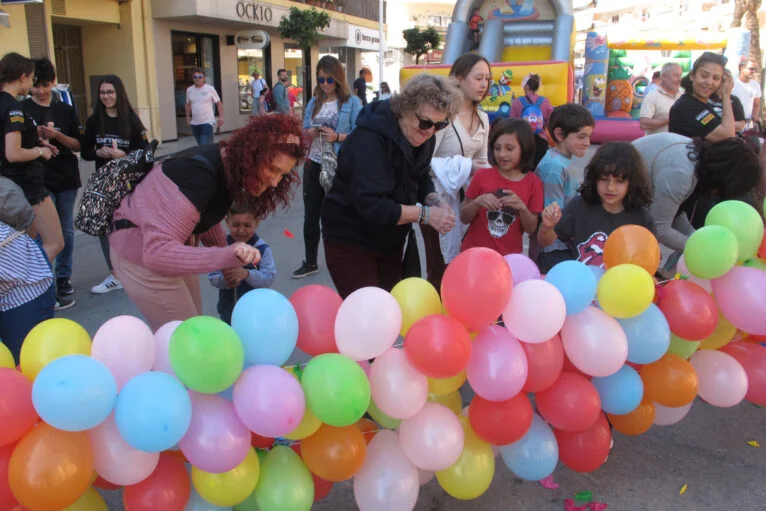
[575,491,593,503]
[748,440,760,447]
[563,501,608,511]
[539,475,559,489]
[283,229,295,238]
[679,484,688,495]
[589,504,608,511]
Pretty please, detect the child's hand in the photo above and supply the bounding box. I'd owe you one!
[500,190,527,211]
[476,193,503,211]
[541,202,562,228]
[233,242,261,266]
[223,268,248,288]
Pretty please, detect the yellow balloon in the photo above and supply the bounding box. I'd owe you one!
[428,391,462,415]
[0,342,15,369]
[436,418,494,500]
[597,264,655,318]
[192,448,260,507]
[20,318,91,380]
[427,370,466,396]
[284,406,323,440]
[62,487,108,511]
[390,277,442,336]
[699,312,737,351]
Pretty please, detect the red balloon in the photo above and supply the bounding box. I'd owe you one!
[251,432,274,449]
[468,394,533,445]
[0,369,38,447]
[521,334,564,392]
[441,247,512,331]
[312,473,334,501]
[290,285,343,356]
[555,412,612,473]
[536,372,601,432]
[0,443,19,511]
[656,280,718,340]
[123,452,190,511]
[92,475,121,491]
[404,315,472,378]
[721,342,766,406]
[758,228,766,260]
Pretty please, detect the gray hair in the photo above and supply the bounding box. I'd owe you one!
[661,62,681,76]
[391,74,462,120]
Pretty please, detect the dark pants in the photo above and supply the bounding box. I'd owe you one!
[99,235,113,272]
[419,223,446,291]
[324,240,402,299]
[0,283,55,365]
[50,189,77,279]
[536,249,574,274]
[302,160,324,266]
[191,124,215,145]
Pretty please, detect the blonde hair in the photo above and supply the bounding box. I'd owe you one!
[391,74,462,120]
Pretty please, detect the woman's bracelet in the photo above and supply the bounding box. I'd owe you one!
[424,206,430,225]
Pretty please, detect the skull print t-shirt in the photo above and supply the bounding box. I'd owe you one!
[461,167,544,255]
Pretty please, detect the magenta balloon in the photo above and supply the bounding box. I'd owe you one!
[689,351,748,408]
[179,392,251,473]
[88,414,159,485]
[561,307,628,377]
[712,266,766,335]
[233,365,305,438]
[503,280,567,343]
[652,401,693,426]
[153,320,182,376]
[466,325,528,401]
[92,315,156,390]
[398,402,464,471]
[370,348,428,420]
[353,430,419,511]
[503,253,541,286]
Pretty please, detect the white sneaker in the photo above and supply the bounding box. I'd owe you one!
[90,274,123,294]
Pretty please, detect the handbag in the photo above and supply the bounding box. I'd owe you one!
[401,227,422,279]
[318,132,338,193]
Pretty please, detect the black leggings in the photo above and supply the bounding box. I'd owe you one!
[302,159,324,266]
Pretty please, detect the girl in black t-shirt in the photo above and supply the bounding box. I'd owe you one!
[0,52,64,265]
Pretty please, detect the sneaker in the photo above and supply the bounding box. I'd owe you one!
[291,261,319,279]
[56,277,73,296]
[55,295,76,311]
[90,274,123,294]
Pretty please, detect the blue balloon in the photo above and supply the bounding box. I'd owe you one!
[115,371,191,452]
[500,414,559,481]
[616,304,671,364]
[184,487,232,511]
[32,355,116,432]
[592,365,644,415]
[231,289,299,366]
[545,260,598,315]
[589,265,606,282]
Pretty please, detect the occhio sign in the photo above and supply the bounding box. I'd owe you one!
[235,1,273,22]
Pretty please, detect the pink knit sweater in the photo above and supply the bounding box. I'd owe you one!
[109,166,241,276]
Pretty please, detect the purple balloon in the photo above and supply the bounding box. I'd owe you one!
[179,392,251,473]
[466,325,528,401]
[712,265,766,335]
[233,365,305,438]
[504,253,542,286]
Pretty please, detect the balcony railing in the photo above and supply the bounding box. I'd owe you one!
[289,0,386,22]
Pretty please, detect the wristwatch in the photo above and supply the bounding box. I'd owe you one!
[37,148,43,158]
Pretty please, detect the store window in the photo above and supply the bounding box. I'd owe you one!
[237,49,267,114]
[284,44,306,113]
[171,32,221,118]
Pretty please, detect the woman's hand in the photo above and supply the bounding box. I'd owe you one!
[37,146,53,161]
[541,202,562,228]
[223,267,248,288]
[39,140,59,157]
[500,190,527,212]
[428,206,457,234]
[721,70,734,97]
[319,126,338,141]
[95,147,112,159]
[38,124,59,141]
[233,242,262,266]
[306,127,320,139]
[111,148,126,159]
[475,193,503,211]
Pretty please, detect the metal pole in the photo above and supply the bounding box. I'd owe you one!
[379,0,385,92]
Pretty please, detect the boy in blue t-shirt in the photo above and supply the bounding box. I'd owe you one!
[534,104,595,273]
[209,204,276,324]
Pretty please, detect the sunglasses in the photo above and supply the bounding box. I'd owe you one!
[193,75,204,79]
[317,77,335,85]
[416,114,449,132]
[698,52,728,66]
[749,67,760,71]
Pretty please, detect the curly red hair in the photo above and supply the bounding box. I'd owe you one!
[219,114,307,218]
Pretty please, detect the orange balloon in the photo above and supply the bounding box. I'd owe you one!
[603,225,661,275]
[608,396,655,436]
[355,418,378,445]
[8,424,93,511]
[640,353,698,407]
[300,424,366,482]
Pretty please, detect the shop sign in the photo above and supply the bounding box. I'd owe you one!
[235,1,273,23]
[236,30,270,49]
[346,25,381,51]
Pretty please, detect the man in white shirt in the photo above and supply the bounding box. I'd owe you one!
[185,68,224,145]
[639,63,683,135]
[250,70,267,116]
[733,59,762,126]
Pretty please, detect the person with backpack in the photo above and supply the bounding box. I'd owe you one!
[511,73,554,167]
[272,69,291,114]
[81,75,147,294]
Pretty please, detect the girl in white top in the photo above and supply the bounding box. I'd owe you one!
[423,53,492,287]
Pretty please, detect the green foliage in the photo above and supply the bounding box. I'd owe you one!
[278,7,331,50]
[403,26,441,64]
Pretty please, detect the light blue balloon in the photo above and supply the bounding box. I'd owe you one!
[592,365,644,415]
[115,371,192,452]
[500,414,558,481]
[217,384,234,401]
[231,289,299,366]
[616,304,671,364]
[545,260,598,315]
[589,265,606,282]
[31,355,116,432]
[184,487,233,511]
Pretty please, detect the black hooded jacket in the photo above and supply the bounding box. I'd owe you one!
[321,100,436,252]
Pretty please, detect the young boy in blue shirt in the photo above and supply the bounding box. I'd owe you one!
[209,203,276,324]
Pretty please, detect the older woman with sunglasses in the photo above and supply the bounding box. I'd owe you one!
[321,74,462,298]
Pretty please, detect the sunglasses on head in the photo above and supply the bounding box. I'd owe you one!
[416,114,449,132]
[317,77,335,85]
[698,52,727,66]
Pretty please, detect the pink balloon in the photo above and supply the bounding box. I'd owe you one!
[233,365,305,438]
[712,266,766,335]
[398,402,464,471]
[92,315,155,390]
[357,359,372,377]
[466,325,528,402]
[353,430,419,511]
[689,351,748,408]
[561,307,628,377]
[418,468,435,486]
[179,393,251,473]
[504,253,541,286]
[370,348,428,420]
[503,280,566,343]
[335,287,402,361]
[88,414,159,485]
[677,255,712,293]
[652,401,693,426]
[721,342,766,406]
[153,321,182,376]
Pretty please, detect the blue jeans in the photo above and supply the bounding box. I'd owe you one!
[0,284,55,365]
[50,189,77,279]
[191,123,215,145]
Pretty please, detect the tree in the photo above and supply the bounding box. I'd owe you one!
[278,7,331,104]
[403,27,441,65]
[731,0,762,82]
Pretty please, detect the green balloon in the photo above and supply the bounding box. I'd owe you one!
[169,316,244,393]
[683,225,739,280]
[705,200,764,262]
[234,487,260,511]
[301,354,370,427]
[744,257,766,271]
[367,397,402,429]
[254,446,313,511]
[667,334,700,360]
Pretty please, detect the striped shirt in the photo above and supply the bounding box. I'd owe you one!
[0,221,53,311]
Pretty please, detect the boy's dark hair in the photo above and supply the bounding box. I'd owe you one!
[525,74,541,92]
[0,52,34,85]
[192,68,204,76]
[488,118,536,173]
[33,57,56,86]
[651,70,661,80]
[547,103,595,144]
[579,142,652,210]
[227,202,256,217]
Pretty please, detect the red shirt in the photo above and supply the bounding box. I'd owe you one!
[461,168,544,255]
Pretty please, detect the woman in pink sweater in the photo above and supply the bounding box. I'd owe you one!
[109,115,306,330]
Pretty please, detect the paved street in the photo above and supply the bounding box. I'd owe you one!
[58,138,765,510]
